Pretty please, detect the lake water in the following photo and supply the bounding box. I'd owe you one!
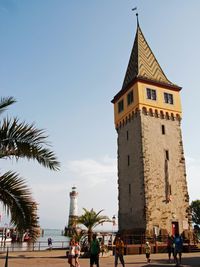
[0,229,70,252]
[38,228,69,242]
[0,229,115,252]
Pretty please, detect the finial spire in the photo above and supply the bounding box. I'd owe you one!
[136,13,139,27]
[131,7,139,27]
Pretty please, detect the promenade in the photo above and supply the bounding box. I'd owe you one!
[0,250,200,267]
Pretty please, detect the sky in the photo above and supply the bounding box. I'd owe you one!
[0,0,200,230]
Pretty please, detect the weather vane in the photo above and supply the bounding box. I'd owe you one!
[132,7,139,26]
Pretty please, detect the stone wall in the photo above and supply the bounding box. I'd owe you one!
[117,111,191,235]
[141,112,190,234]
[117,113,146,232]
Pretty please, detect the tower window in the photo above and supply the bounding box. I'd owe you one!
[146,88,157,100]
[127,155,130,166]
[165,150,169,160]
[164,92,174,104]
[126,130,129,140]
[127,90,134,105]
[118,99,124,113]
[161,125,165,135]
[129,184,131,195]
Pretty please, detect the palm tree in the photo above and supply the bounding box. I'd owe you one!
[77,208,111,243]
[0,97,60,240]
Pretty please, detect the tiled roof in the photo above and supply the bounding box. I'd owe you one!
[122,25,179,90]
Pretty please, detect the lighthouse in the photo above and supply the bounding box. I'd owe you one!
[68,186,78,228]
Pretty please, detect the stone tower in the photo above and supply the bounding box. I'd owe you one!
[111,18,191,237]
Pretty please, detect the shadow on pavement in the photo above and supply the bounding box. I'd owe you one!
[124,255,200,266]
[144,256,200,266]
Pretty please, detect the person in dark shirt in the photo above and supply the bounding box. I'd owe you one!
[90,234,100,267]
[114,235,125,267]
[173,233,183,266]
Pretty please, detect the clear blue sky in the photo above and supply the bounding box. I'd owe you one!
[0,0,199,229]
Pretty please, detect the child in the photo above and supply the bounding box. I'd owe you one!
[74,240,81,267]
[145,241,151,263]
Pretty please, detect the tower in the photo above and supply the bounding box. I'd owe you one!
[111,18,191,237]
[68,186,78,228]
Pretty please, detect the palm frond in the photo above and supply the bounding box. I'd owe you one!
[0,171,39,240]
[0,96,60,240]
[0,118,60,170]
[77,208,111,232]
[0,97,16,116]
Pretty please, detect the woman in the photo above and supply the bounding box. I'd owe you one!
[75,240,81,267]
[68,238,75,267]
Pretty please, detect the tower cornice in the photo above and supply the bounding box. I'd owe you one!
[111,77,181,104]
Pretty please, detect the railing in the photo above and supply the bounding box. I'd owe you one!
[117,233,199,255]
[0,240,69,252]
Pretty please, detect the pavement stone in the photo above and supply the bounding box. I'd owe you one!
[0,250,199,267]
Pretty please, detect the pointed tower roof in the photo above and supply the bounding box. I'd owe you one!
[112,21,181,103]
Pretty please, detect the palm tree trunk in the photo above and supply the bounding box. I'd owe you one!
[88,229,93,245]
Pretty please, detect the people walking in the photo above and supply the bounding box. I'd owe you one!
[90,233,100,267]
[173,233,183,266]
[114,234,125,267]
[68,238,75,267]
[75,240,81,267]
[100,240,106,256]
[47,237,52,250]
[167,235,174,263]
[145,241,151,263]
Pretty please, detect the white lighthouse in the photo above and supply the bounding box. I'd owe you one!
[68,186,78,228]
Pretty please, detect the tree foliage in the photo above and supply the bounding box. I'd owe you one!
[77,208,111,242]
[0,97,60,240]
[190,200,200,225]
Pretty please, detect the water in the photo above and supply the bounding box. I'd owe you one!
[0,229,70,252]
[38,228,69,242]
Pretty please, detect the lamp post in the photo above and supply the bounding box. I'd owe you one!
[111,215,116,246]
[3,223,8,243]
[112,215,116,233]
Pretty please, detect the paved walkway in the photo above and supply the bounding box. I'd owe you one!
[0,250,199,267]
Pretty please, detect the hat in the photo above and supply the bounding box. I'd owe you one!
[146,241,149,245]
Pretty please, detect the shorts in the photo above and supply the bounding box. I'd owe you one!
[146,253,150,259]
[68,255,74,264]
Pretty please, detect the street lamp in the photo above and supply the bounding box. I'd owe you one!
[3,223,8,242]
[112,215,116,235]
[111,215,117,246]
[112,215,116,227]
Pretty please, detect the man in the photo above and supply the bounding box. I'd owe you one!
[47,237,52,250]
[173,233,183,266]
[114,235,125,267]
[90,234,100,267]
